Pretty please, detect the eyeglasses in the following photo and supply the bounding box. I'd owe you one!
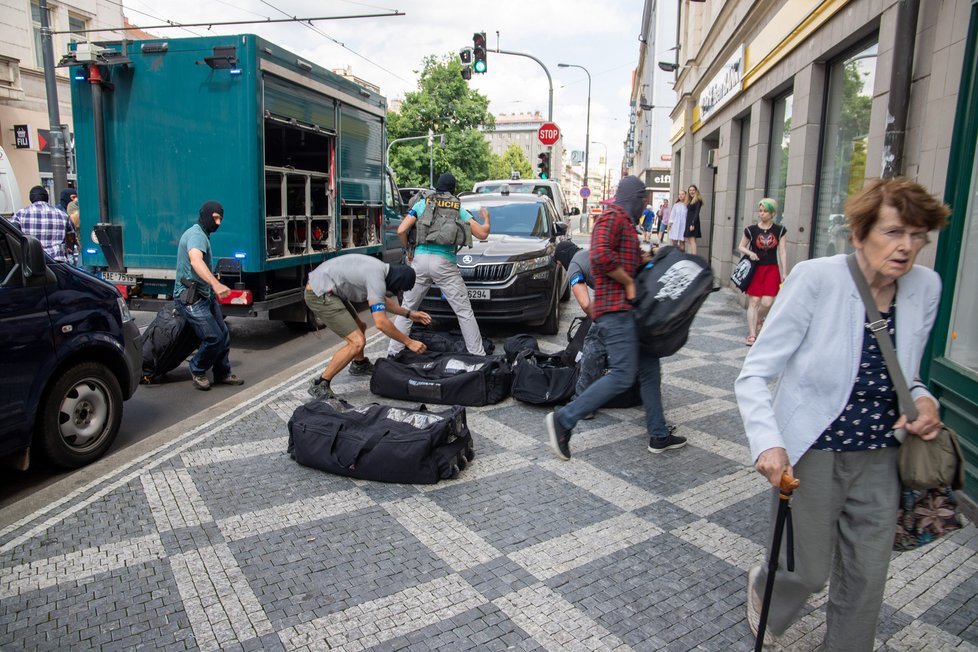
[874,226,929,244]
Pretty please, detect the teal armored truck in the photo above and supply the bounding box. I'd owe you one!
[66,34,405,324]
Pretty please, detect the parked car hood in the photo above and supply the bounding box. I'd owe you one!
[461,234,551,259]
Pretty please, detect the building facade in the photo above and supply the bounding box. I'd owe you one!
[629,0,679,206]
[484,111,565,183]
[668,0,978,503]
[0,1,126,206]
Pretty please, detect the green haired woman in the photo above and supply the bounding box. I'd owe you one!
[737,198,788,345]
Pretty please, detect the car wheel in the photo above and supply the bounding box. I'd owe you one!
[39,362,123,469]
[559,268,571,302]
[539,288,560,335]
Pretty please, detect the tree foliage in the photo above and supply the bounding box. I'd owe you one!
[388,55,495,192]
[488,144,533,180]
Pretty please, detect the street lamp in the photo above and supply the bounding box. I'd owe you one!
[558,63,591,229]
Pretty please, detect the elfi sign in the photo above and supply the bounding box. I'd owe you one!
[537,122,560,146]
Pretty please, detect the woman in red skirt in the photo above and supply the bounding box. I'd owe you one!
[737,198,787,345]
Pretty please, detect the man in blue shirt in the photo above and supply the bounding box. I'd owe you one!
[173,201,244,391]
[387,173,491,357]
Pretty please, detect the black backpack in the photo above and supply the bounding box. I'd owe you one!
[288,399,473,484]
[371,351,512,406]
[631,246,715,357]
[510,349,578,405]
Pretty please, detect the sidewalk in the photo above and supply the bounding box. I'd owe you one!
[1,289,975,651]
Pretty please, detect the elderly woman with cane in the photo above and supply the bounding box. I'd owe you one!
[735,178,948,649]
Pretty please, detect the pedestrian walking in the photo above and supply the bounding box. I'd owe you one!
[304,254,431,399]
[738,198,787,346]
[173,201,244,391]
[388,172,491,357]
[735,178,949,650]
[656,199,670,245]
[685,184,704,256]
[545,176,684,461]
[10,185,76,263]
[668,190,688,250]
[641,204,655,243]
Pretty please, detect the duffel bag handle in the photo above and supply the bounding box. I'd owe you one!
[334,427,389,469]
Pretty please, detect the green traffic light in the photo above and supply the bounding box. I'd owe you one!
[474,60,486,73]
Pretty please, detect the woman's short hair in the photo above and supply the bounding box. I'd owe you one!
[845,178,949,241]
[758,198,778,215]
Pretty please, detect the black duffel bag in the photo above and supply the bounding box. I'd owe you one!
[503,333,539,363]
[371,351,512,406]
[288,398,474,484]
[409,325,495,355]
[510,349,578,405]
[140,304,201,384]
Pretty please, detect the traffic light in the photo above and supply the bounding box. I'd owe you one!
[472,32,487,74]
[459,47,471,64]
[537,152,550,179]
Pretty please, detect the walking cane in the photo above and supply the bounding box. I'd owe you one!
[754,471,800,652]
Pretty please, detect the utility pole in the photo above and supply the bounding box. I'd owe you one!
[492,44,555,181]
[39,0,69,199]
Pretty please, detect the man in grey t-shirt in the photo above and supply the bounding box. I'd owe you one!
[303,254,432,399]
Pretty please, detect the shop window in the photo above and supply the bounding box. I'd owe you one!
[765,93,792,223]
[68,13,87,44]
[31,2,49,68]
[734,115,752,248]
[813,42,878,257]
[946,144,978,373]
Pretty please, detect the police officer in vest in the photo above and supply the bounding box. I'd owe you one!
[388,172,491,357]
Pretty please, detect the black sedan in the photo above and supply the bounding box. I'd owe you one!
[419,193,570,334]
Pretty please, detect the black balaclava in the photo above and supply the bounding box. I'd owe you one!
[613,175,646,223]
[435,173,457,194]
[385,264,417,294]
[29,186,49,204]
[198,200,224,235]
[554,240,581,271]
[58,188,76,211]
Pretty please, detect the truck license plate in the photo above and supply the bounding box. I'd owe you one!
[467,289,490,300]
[100,271,140,285]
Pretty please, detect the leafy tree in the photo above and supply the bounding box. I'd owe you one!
[388,55,495,192]
[488,144,533,180]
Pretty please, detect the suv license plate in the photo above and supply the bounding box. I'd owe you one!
[467,289,490,300]
[101,271,140,285]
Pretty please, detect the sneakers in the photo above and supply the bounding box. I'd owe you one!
[746,565,781,647]
[647,433,687,453]
[349,358,375,376]
[307,376,336,400]
[191,374,211,391]
[214,374,244,386]
[546,410,572,461]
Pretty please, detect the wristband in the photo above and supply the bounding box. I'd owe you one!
[406,310,412,320]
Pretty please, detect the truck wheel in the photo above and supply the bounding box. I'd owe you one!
[539,290,560,335]
[39,362,123,469]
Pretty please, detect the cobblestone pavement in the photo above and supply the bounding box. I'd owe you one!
[1,289,976,651]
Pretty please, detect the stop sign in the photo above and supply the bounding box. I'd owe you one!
[537,122,560,146]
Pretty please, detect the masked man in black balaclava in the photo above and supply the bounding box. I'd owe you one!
[173,200,244,391]
[545,175,683,461]
[302,254,433,399]
[388,172,492,357]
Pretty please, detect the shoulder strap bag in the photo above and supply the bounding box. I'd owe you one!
[846,254,964,491]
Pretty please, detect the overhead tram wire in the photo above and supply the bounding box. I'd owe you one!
[257,0,410,84]
[99,0,205,37]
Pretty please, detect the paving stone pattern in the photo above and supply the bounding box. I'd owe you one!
[1,290,976,651]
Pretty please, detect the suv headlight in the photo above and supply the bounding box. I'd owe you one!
[117,297,133,323]
[512,255,552,274]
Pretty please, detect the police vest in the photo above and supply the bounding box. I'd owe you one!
[416,192,472,249]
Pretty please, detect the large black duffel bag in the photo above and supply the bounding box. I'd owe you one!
[287,398,474,484]
[140,304,201,383]
[409,325,495,355]
[510,349,578,405]
[371,351,512,406]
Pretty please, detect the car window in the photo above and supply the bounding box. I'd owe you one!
[475,183,555,204]
[473,202,551,238]
[0,234,19,286]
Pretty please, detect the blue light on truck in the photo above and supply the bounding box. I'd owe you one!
[86,248,97,255]
[229,68,242,76]
[74,72,86,81]
[234,252,247,259]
